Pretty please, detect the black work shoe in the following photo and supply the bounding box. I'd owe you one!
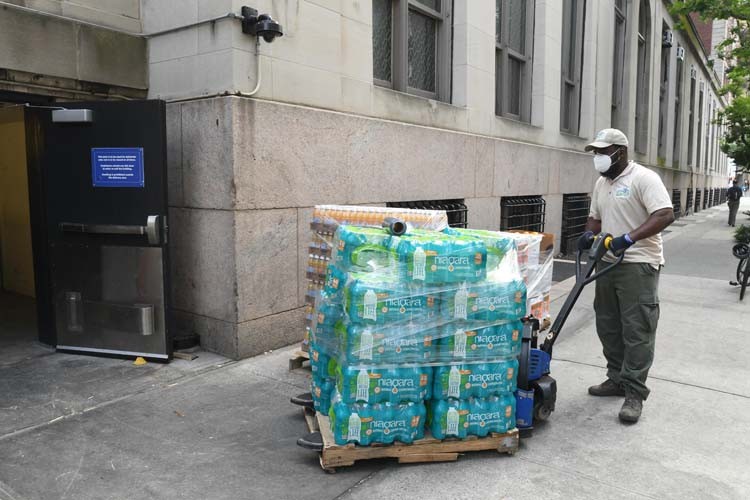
[588,379,626,397]
[619,394,643,423]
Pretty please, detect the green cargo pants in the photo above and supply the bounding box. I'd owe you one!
[594,262,660,400]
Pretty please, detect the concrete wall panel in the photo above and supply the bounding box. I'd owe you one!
[235,209,299,322]
[169,207,237,323]
[181,98,235,209]
[237,307,306,359]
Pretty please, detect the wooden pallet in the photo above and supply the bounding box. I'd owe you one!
[303,409,518,472]
[288,350,310,371]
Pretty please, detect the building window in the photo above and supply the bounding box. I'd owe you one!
[372,0,452,102]
[705,99,711,170]
[634,0,651,153]
[657,23,670,159]
[496,0,535,122]
[687,69,696,166]
[560,0,586,134]
[672,47,684,167]
[501,196,546,232]
[697,81,704,170]
[611,0,627,128]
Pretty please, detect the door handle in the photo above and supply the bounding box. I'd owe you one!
[145,215,160,245]
[60,215,161,244]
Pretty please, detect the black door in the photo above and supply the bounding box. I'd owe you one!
[26,100,172,360]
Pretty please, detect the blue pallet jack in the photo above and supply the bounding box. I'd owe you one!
[515,233,624,435]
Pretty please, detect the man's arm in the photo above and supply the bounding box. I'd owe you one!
[628,208,675,242]
[585,217,602,234]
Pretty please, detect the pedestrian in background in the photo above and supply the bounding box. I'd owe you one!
[727,180,743,227]
[578,129,675,424]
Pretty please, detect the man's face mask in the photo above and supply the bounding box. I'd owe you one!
[593,148,621,174]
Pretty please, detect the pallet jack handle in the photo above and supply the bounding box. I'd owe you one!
[540,233,624,356]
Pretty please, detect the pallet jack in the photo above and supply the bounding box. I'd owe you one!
[515,233,623,434]
[293,232,624,447]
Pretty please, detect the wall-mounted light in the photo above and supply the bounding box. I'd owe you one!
[240,6,283,43]
[662,30,674,48]
[676,46,685,61]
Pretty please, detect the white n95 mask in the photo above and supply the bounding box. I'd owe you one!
[593,154,612,173]
[593,149,619,173]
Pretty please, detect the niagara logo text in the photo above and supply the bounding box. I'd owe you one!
[385,297,424,308]
[467,412,501,422]
[474,335,505,344]
[378,378,415,388]
[468,373,504,384]
[475,296,510,306]
[435,256,470,266]
[383,337,420,348]
[371,420,407,429]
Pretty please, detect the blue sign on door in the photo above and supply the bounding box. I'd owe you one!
[91,148,145,188]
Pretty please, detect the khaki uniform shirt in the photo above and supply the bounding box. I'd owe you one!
[589,161,673,266]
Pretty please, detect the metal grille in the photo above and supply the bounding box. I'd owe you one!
[686,188,693,215]
[561,193,591,254]
[694,189,701,213]
[387,199,468,228]
[714,188,720,206]
[671,189,681,219]
[703,188,709,210]
[709,189,715,207]
[720,188,727,204]
[500,196,546,232]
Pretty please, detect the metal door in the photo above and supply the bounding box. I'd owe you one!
[26,100,172,360]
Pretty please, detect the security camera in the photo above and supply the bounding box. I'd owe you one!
[241,6,284,43]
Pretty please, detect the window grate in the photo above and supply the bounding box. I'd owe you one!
[703,188,709,210]
[707,188,714,208]
[714,188,720,206]
[387,199,468,228]
[561,193,591,254]
[501,196,546,232]
[694,189,702,213]
[672,189,681,219]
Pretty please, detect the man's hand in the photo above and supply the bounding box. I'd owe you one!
[577,231,595,251]
[609,234,635,255]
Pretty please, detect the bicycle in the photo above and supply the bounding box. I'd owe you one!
[730,243,750,301]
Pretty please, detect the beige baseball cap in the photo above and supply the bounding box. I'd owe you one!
[585,128,629,151]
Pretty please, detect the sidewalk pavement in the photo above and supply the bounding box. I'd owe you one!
[1,200,749,500]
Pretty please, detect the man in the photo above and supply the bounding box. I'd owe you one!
[727,180,743,227]
[578,129,675,423]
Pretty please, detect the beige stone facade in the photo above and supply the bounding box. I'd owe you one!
[0,0,732,358]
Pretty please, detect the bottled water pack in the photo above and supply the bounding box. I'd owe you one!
[433,360,518,400]
[442,280,526,322]
[330,395,426,446]
[337,366,432,404]
[429,394,516,439]
[337,321,438,364]
[438,320,522,361]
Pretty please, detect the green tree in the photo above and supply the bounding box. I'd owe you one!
[670,1,750,174]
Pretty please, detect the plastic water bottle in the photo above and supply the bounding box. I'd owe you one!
[428,398,470,439]
[311,375,334,415]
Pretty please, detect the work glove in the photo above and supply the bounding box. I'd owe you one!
[609,234,635,256]
[577,231,595,251]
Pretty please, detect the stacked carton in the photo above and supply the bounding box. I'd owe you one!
[307,206,527,446]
